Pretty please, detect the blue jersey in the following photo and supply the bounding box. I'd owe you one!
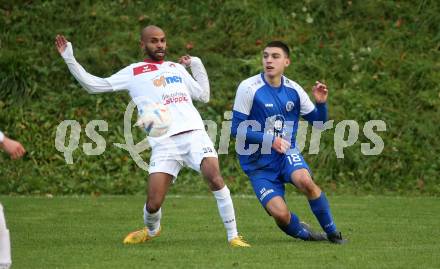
[231,73,326,173]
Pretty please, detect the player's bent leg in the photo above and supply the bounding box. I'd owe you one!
[291,169,321,200]
[265,196,315,240]
[200,157,250,247]
[291,169,347,244]
[123,172,173,244]
[145,172,173,235]
[200,157,225,191]
[145,172,174,213]
[265,196,290,226]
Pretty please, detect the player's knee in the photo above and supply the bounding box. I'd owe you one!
[296,176,319,196]
[207,175,225,191]
[272,209,290,226]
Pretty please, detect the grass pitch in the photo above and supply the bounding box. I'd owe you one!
[1,195,439,268]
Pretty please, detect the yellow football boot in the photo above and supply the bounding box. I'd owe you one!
[123,227,161,244]
[229,235,251,247]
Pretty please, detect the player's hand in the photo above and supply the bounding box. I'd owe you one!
[1,137,26,160]
[312,81,328,103]
[55,34,68,55]
[178,55,191,67]
[272,137,291,154]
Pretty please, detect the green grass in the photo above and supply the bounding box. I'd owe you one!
[1,1,440,194]
[1,195,439,268]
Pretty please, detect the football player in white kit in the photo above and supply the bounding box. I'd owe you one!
[0,131,26,268]
[55,25,249,247]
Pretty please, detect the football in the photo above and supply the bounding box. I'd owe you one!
[136,103,171,137]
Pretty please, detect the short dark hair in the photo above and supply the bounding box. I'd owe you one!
[265,41,290,57]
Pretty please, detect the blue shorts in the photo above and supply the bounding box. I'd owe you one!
[247,149,311,208]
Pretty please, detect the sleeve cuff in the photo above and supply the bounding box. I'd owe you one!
[189,56,202,67]
[0,131,4,143]
[61,42,74,60]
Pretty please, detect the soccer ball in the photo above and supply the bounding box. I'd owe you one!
[136,103,171,137]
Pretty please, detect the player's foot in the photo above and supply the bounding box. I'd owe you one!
[327,231,347,244]
[123,226,161,244]
[300,222,328,241]
[229,235,251,247]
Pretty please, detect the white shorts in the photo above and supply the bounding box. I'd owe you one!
[148,129,217,178]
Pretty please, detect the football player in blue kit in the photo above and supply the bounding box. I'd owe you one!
[231,41,346,244]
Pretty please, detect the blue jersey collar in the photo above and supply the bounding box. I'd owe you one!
[261,72,284,90]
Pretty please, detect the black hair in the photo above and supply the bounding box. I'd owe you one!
[265,41,290,57]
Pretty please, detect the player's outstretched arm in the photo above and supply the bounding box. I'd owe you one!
[178,55,210,103]
[55,34,114,94]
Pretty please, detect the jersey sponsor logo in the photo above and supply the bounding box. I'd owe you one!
[162,92,189,105]
[274,118,284,133]
[133,64,158,75]
[266,114,286,137]
[265,103,274,107]
[286,101,295,112]
[153,75,183,87]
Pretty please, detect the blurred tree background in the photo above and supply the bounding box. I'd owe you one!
[0,0,439,195]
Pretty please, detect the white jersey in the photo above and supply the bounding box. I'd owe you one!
[105,60,208,139]
[61,42,209,144]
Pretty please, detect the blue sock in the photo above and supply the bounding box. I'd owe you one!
[309,192,337,234]
[278,213,310,240]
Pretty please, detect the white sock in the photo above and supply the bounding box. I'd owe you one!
[212,186,238,241]
[143,204,161,236]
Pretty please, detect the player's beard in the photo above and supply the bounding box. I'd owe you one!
[145,47,166,61]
